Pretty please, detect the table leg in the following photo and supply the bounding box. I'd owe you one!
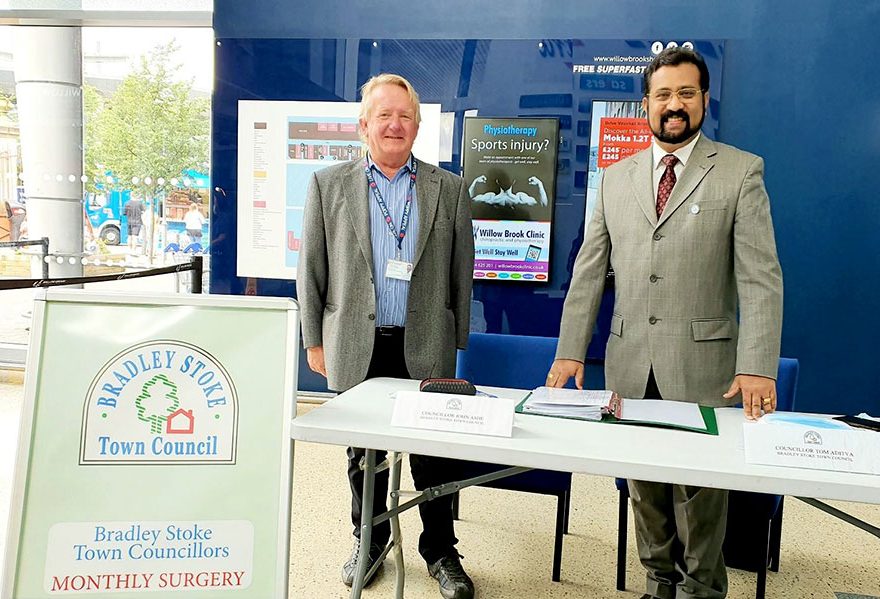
[350,449,377,599]
[796,497,880,538]
[389,451,405,599]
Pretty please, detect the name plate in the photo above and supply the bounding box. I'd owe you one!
[743,414,880,475]
[391,391,515,437]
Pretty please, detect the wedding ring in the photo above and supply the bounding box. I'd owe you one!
[546,373,555,380]
[762,397,772,405]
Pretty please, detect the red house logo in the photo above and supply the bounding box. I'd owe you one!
[166,409,195,434]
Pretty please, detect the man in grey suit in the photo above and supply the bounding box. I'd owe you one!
[546,48,783,599]
[297,73,476,599]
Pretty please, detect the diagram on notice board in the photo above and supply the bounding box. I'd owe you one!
[283,116,363,267]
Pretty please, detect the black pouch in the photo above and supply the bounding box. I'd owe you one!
[419,378,476,395]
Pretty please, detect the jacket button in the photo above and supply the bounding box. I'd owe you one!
[649,274,658,283]
[368,313,375,320]
[648,316,657,325]
[653,233,663,241]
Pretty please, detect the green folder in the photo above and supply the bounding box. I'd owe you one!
[514,395,718,435]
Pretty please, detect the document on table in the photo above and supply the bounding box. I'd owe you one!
[521,387,614,420]
[516,390,715,433]
[619,399,707,431]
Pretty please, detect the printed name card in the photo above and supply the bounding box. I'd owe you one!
[743,414,880,475]
[391,391,515,437]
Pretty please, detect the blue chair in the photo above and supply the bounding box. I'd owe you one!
[614,358,799,599]
[454,333,573,581]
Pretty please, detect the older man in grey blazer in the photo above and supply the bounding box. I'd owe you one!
[547,48,783,599]
[297,74,475,599]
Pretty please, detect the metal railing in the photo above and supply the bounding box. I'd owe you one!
[0,254,204,370]
[0,255,202,292]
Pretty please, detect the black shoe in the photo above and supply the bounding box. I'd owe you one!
[341,539,384,588]
[427,553,475,599]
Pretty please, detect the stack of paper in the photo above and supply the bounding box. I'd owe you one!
[521,387,614,420]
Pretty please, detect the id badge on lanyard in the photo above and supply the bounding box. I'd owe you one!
[385,258,413,281]
[366,157,417,281]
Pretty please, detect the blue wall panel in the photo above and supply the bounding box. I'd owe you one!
[212,0,880,414]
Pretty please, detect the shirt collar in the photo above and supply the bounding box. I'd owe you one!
[652,132,701,170]
[366,153,414,180]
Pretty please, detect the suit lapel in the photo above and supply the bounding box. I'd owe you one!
[413,159,440,269]
[657,135,717,228]
[628,148,658,227]
[342,161,373,269]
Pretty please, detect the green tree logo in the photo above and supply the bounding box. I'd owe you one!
[135,374,180,434]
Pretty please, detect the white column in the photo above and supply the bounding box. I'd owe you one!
[14,26,84,279]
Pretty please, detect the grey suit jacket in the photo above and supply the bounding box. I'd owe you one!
[557,135,783,405]
[297,158,474,392]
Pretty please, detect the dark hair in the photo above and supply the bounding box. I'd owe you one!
[643,47,710,95]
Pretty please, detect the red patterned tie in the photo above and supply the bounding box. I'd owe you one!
[656,154,679,217]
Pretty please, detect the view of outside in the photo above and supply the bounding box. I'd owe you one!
[1,6,216,574]
[0,25,213,351]
[0,26,213,273]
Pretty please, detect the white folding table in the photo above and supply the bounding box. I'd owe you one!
[290,377,880,598]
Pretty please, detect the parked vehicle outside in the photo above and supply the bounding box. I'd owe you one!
[84,189,131,245]
[84,188,209,250]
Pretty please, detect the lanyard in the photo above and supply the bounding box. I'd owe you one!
[364,156,417,254]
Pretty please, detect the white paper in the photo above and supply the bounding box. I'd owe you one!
[521,404,603,420]
[528,387,612,406]
[522,387,609,419]
[620,399,706,430]
[391,391,515,437]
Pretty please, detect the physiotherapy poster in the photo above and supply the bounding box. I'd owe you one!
[237,101,441,280]
[463,117,559,282]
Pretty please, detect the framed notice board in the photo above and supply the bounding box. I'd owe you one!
[3,289,298,598]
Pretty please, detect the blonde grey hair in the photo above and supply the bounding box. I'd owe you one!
[358,74,421,143]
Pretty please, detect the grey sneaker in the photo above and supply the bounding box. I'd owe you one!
[427,553,475,599]
[341,538,384,588]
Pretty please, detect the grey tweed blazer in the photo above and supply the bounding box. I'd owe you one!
[297,158,474,392]
[557,135,783,405]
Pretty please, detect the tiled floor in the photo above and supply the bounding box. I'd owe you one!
[1,376,878,598]
[1,280,877,598]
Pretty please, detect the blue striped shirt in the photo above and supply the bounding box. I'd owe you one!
[367,155,419,327]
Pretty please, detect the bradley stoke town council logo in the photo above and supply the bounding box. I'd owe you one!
[80,341,238,465]
[803,430,823,445]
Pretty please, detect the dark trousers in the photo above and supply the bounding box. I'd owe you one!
[627,370,728,599]
[347,327,460,564]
